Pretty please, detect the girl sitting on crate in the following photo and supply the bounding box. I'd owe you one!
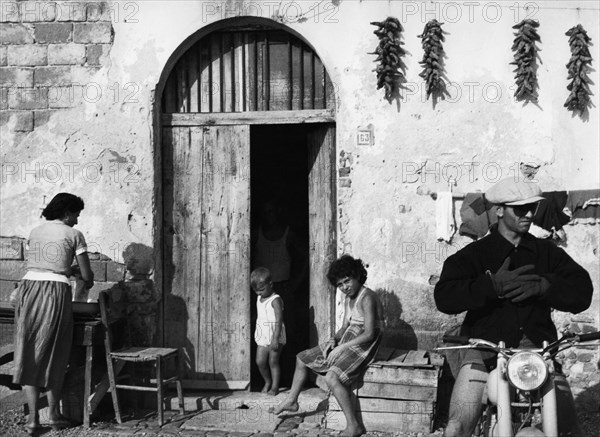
[270,255,384,437]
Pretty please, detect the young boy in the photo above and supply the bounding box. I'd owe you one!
[251,267,286,395]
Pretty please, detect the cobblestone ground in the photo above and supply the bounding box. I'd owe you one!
[0,407,597,437]
[0,407,444,437]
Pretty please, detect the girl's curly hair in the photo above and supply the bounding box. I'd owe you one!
[326,255,368,286]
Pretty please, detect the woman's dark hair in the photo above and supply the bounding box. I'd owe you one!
[327,255,368,286]
[42,193,85,220]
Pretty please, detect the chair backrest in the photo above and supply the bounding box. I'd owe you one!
[98,290,128,353]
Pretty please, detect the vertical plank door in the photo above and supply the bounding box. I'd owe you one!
[162,126,203,379]
[163,125,251,388]
[307,124,337,346]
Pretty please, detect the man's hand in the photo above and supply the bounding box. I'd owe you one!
[489,258,539,297]
[504,276,550,303]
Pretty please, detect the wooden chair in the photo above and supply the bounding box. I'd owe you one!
[98,291,184,426]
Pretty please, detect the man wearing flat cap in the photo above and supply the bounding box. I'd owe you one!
[435,177,593,437]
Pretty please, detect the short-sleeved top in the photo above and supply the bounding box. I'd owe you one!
[26,220,88,277]
[345,287,385,328]
[255,293,286,345]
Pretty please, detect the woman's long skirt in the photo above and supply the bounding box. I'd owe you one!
[12,280,73,390]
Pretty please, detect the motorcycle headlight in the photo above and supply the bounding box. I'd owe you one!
[507,351,548,391]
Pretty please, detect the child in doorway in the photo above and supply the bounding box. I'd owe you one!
[251,267,286,395]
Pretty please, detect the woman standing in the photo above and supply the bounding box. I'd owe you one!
[12,193,94,434]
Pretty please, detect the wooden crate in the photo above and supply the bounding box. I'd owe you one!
[326,348,444,433]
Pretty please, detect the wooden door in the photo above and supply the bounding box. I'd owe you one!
[307,124,336,345]
[162,124,251,388]
[161,29,335,114]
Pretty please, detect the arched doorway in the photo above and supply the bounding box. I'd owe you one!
[156,17,336,389]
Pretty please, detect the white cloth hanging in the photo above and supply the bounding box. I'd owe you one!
[436,191,456,243]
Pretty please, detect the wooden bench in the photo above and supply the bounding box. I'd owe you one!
[325,348,444,433]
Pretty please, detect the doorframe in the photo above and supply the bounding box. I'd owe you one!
[162,109,334,126]
[153,19,338,368]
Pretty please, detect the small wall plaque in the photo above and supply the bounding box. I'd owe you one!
[357,124,374,146]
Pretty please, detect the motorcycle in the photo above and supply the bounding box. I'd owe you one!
[437,330,600,437]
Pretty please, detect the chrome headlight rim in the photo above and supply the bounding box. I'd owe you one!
[506,351,548,391]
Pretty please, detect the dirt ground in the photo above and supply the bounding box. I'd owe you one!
[0,406,598,437]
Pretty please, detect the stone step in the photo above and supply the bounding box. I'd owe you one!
[162,388,329,434]
[166,387,329,414]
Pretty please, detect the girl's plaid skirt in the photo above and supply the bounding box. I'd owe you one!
[297,323,382,385]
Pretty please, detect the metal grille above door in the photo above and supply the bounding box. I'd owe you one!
[162,29,335,113]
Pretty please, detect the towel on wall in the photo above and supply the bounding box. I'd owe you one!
[436,191,455,243]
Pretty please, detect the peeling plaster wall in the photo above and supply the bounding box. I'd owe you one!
[323,1,599,347]
[1,1,155,263]
[1,0,599,385]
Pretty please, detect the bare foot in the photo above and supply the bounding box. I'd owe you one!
[24,416,40,436]
[48,413,71,423]
[268,399,299,415]
[341,425,366,437]
[25,413,39,428]
[261,383,271,393]
[24,422,39,435]
[267,387,279,396]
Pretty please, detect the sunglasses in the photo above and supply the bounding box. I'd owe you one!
[507,202,539,217]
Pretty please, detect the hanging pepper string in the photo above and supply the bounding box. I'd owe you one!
[370,17,408,112]
[418,19,451,106]
[564,24,594,118]
[510,19,542,105]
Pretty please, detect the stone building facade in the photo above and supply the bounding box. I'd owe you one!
[1,0,598,397]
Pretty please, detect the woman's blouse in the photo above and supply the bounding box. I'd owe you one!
[25,220,88,282]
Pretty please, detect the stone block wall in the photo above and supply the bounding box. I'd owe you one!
[557,314,600,397]
[0,1,113,137]
[0,235,157,346]
[0,235,124,300]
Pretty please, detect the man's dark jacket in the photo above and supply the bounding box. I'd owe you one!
[434,227,593,347]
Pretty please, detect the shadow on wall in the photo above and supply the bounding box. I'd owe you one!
[162,292,196,379]
[81,242,162,348]
[157,245,196,379]
[123,242,154,279]
[374,288,418,350]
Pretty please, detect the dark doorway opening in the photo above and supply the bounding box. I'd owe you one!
[250,124,310,390]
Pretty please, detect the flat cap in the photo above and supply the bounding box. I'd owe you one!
[485,177,544,205]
